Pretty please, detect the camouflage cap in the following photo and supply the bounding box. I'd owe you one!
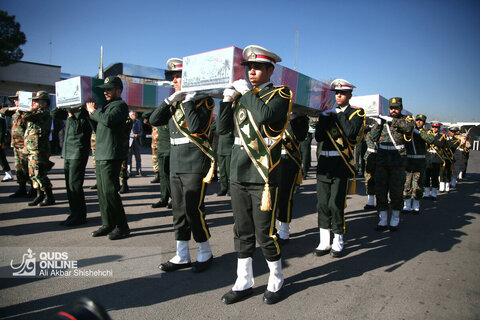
[32,91,50,101]
[416,114,426,122]
[97,76,123,89]
[389,97,403,108]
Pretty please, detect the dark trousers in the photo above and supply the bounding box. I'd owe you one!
[439,160,452,183]
[218,154,231,192]
[158,154,171,202]
[231,181,280,261]
[425,163,440,188]
[95,159,127,227]
[0,147,11,172]
[170,172,210,242]
[375,164,406,211]
[64,158,88,219]
[276,157,300,223]
[316,176,348,234]
[128,138,142,172]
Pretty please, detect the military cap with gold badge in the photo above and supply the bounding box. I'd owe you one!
[330,79,356,92]
[389,97,403,108]
[416,114,427,122]
[164,57,183,80]
[241,45,282,66]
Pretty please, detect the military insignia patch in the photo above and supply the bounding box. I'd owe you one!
[250,53,256,60]
[174,108,183,122]
[238,108,247,124]
[392,98,396,103]
[105,78,109,83]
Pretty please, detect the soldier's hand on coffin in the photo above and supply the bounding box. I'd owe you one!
[166,91,186,104]
[414,128,420,134]
[379,115,393,123]
[371,117,382,125]
[86,102,96,114]
[232,79,251,95]
[184,91,197,102]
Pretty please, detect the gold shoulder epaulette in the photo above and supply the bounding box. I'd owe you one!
[348,108,366,120]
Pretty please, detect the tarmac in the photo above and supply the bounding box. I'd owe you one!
[0,149,479,320]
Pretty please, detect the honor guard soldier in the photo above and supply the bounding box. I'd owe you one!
[371,97,414,231]
[439,127,459,192]
[218,45,292,304]
[51,103,92,226]
[24,91,55,206]
[276,113,309,243]
[313,79,365,257]
[300,130,313,180]
[363,119,378,210]
[449,127,464,188]
[424,122,446,200]
[150,58,215,273]
[0,92,31,194]
[87,76,130,240]
[402,114,436,214]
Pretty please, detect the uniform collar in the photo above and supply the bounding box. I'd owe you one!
[336,104,350,113]
[255,82,272,92]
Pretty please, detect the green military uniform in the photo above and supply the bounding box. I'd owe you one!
[370,97,414,230]
[89,87,129,234]
[315,105,365,235]
[211,119,234,195]
[364,125,377,209]
[51,106,92,225]
[149,96,214,243]
[156,124,171,205]
[218,82,291,261]
[1,104,32,196]
[439,131,460,192]
[403,116,436,207]
[299,132,313,179]
[275,115,309,240]
[424,125,446,199]
[23,96,53,206]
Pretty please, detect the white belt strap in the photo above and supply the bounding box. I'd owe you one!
[234,137,274,147]
[428,149,436,153]
[170,137,190,145]
[379,144,405,150]
[407,154,425,159]
[281,149,287,155]
[319,150,340,157]
[367,148,377,153]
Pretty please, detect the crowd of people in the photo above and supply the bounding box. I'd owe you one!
[0,44,473,305]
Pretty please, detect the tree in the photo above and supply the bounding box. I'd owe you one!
[0,10,27,66]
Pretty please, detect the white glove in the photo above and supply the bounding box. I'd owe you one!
[371,117,382,125]
[184,91,197,102]
[414,128,420,134]
[223,88,236,102]
[165,91,185,104]
[379,115,393,122]
[232,79,251,95]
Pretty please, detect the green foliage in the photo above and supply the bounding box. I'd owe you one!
[0,10,27,66]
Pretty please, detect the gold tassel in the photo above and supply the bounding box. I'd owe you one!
[260,183,272,211]
[296,170,303,184]
[202,161,215,183]
[348,177,356,195]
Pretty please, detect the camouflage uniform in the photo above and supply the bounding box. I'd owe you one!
[404,128,435,200]
[370,114,414,212]
[0,108,30,186]
[90,133,96,168]
[364,127,377,197]
[23,107,52,191]
[151,126,159,173]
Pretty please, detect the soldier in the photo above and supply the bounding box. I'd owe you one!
[313,79,365,257]
[300,131,313,180]
[86,76,130,240]
[276,113,309,243]
[439,127,459,193]
[450,127,464,188]
[0,92,34,197]
[402,114,436,214]
[211,119,234,196]
[119,116,133,194]
[0,110,13,182]
[363,122,377,210]
[23,91,55,206]
[151,121,171,208]
[371,97,414,231]
[51,104,92,226]
[218,45,292,305]
[150,58,215,273]
[424,122,446,200]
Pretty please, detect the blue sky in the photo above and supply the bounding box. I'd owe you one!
[2,0,479,122]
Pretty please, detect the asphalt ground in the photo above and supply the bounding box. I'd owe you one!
[0,149,479,320]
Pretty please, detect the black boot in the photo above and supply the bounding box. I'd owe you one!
[150,172,160,183]
[28,190,45,206]
[26,186,36,198]
[40,188,55,206]
[9,184,27,198]
[90,183,97,190]
[119,181,129,194]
